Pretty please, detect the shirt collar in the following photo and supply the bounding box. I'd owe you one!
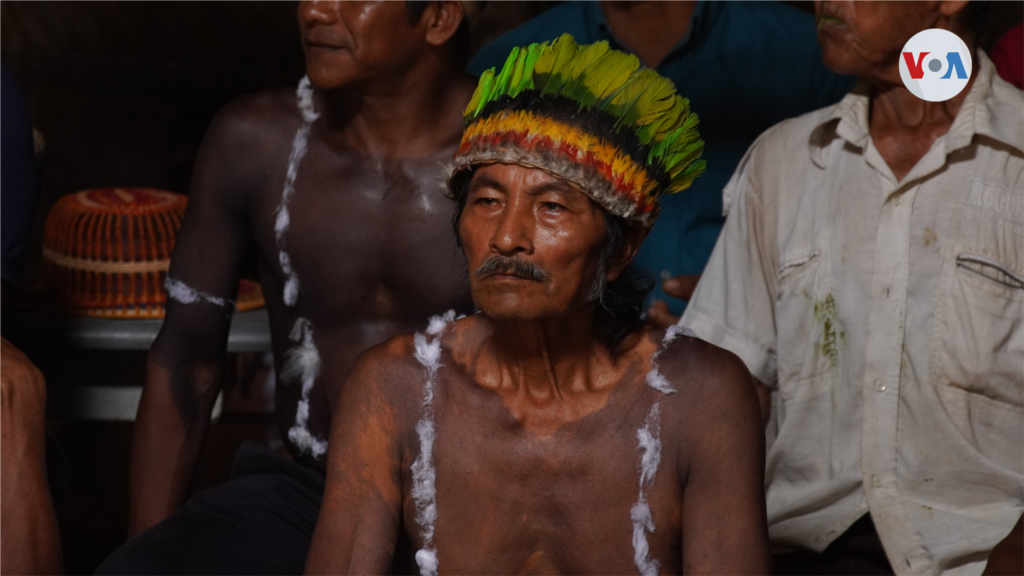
[810,50,1022,168]
[591,1,709,66]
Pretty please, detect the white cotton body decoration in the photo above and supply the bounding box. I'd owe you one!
[415,550,438,576]
[273,76,319,308]
[164,276,231,308]
[271,77,328,458]
[632,402,663,576]
[283,317,328,458]
[409,311,455,576]
[426,309,457,336]
[646,324,688,395]
[281,317,321,394]
[663,323,692,345]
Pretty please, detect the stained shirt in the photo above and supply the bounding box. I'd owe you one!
[681,52,1024,575]
[469,1,857,315]
[1,64,38,289]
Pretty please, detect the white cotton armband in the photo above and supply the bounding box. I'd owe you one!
[164,276,234,308]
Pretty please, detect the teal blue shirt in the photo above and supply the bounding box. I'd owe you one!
[469,1,857,314]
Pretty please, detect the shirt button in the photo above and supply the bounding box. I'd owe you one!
[875,379,887,392]
[895,195,904,206]
[873,475,884,488]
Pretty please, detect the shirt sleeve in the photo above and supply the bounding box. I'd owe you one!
[680,138,779,387]
[1,65,39,289]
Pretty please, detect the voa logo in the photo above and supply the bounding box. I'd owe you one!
[899,28,972,102]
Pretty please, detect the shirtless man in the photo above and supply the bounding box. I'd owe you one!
[307,35,771,575]
[1,66,61,576]
[99,2,475,573]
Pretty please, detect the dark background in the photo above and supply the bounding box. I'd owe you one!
[3,1,1020,289]
[1,2,1021,573]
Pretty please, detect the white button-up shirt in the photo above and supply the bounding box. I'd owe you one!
[681,51,1023,575]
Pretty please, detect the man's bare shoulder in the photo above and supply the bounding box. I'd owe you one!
[205,87,302,153]
[189,87,305,203]
[348,333,430,393]
[653,328,759,419]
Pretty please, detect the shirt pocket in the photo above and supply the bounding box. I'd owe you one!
[775,247,835,402]
[931,243,1024,472]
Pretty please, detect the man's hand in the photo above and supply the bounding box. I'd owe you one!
[1,337,63,575]
[1,337,47,440]
[647,274,701,328]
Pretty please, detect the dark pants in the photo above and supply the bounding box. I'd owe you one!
[773,514,895,575]
[97,442,325,575]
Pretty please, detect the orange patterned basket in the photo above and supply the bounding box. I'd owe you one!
[43,188,263,318]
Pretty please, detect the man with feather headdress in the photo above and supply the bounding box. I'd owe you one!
[307,34,771,576]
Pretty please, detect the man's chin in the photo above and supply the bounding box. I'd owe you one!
[819,47,868,77]
[304,64,360,91]
[473,295,554,324]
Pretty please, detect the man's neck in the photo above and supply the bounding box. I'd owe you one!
[469,308,644,436]
[865,37,978,182]
[313,57,475,158]
[489,309,609,401]
[601,0,697,68]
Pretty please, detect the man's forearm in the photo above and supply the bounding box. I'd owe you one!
[0,443,63,575]
[127,359,221,538]
[1,367,62,575]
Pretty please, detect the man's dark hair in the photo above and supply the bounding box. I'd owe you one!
[961,1,991,40]
[405,1,431,24]
[450,170,654,351]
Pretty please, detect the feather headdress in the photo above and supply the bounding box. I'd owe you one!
[448,33,705,229]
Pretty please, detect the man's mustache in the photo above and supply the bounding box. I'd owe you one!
[474,256,549,282]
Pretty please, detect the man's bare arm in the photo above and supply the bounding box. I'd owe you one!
[128,102,257,537]
[0,338,62,575]
[306,343,408,575]
[675,344,771,575]
[983,514,1024,576]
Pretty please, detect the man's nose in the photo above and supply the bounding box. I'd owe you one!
[490,201,534,257]
[299,0,338,26]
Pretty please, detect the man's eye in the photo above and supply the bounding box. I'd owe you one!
[542,202,565,212]
[476,197,499,205]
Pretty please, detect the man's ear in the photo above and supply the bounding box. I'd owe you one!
[605,224,646,283]
[938,0,970,18]
[423,1,466,47]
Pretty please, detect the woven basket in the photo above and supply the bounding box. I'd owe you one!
[43,188,263,318]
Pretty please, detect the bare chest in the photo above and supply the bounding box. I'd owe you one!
[251,145,469,326]
[401,373,684,574]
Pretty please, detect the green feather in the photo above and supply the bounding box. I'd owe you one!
[507,48,529,97]
[604,68,659,128]
[578,51,640,108]
[648,124,685,163]
[466,67,495,120]
[665,140,704,173]
[534,34,577,94]
[492,46,520,99]
[564,41,609,101]
[510,43,543,97]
